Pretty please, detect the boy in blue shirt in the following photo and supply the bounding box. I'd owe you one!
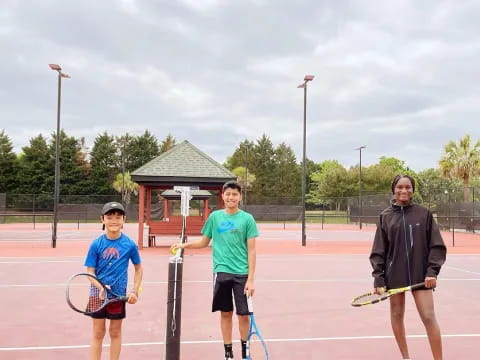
[84,202,143,360]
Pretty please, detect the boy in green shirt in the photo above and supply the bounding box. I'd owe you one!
[172,181,258,360]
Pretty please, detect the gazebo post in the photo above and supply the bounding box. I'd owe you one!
[138,184,145,249]
[146,187,152,225]
[203,199,209,220]
[164,198,169,219]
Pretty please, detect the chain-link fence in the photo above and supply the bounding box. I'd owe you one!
[2,186,480,233]
[306,186,480,233]
[0,193,123,224]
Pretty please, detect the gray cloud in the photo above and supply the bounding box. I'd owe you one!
[1,0,479,172]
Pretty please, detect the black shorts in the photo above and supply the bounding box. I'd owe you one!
[89,300,126,320]
[212,272,249,315]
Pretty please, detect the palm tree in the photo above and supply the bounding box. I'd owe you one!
[112,171,139,204]
[439,134,480,201]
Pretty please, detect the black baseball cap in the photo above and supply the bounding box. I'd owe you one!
[101,202,125,215]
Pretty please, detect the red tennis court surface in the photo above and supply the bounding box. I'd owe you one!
[1,222,479,359]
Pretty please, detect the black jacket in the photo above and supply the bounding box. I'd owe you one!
[369,202,447,289]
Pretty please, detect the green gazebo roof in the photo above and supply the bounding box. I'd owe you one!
[131,140,236,187]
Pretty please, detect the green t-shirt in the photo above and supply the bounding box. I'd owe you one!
[201,209,259,275]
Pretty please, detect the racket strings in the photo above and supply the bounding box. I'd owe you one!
[247,333,265,359]
[67,274,106,314]
[87,285,103,312]
[351,292,384,305]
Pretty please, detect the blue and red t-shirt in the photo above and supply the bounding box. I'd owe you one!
[84,233,141,296]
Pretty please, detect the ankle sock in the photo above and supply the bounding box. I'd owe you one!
[224,343,233,358]
[241,339,247,358]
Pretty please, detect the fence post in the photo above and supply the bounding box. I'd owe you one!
[473,187,476,234]
[321,209,325,230]
[452,216,455,247]
[32,194,36,229]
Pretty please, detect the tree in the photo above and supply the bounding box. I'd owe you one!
[16,134,50,194]
[439,134,480,201]
[89,132,119,195]
[308,160,352,209]
[231,166,256,192]
[112,172,138,204]
[361,156,414,193]
[160,134,176,153]
[416,168,461,208]
[46,130,90,196]
[0,130,19,193]
[305,158,321,194]
[223,139,255,171]
[273,142,301,199]
[126,130,160,171]
[250,135,276,202]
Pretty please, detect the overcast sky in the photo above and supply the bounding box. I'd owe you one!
[1,0,479,171]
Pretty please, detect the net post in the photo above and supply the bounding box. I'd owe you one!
[165,255,183,360]
[165,185,195,359]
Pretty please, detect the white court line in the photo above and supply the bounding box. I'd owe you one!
[1,278,479,288]
[1,333,479,351]
[444,265,480,276]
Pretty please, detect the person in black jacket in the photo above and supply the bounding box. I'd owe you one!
[370,175,446,360]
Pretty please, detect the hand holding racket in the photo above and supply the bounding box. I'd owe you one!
[351,282,427,307]
[246,295,269,359]
[66,273,129,315]
[244,279,255,297]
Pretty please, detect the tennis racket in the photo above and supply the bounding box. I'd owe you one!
[66,273,128,315]
[351,282,427,307]
[246,296,269,360]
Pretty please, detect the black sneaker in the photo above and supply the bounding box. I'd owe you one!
[225,351,234,360]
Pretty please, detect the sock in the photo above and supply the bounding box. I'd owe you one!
[241,339,247,359]
[224,343,233,358]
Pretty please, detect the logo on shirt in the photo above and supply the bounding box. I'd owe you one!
[102,247,120,260]
[218,221,235,233]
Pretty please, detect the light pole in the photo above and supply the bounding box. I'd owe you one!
[355,146,366,230]
[121,137,127,205]
[49,64,70,248]
[297,75,314,246]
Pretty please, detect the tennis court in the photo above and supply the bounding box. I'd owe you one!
[0,223,479,359]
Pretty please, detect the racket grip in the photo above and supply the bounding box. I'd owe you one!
[247,296,254,313]
[410,282,427,291]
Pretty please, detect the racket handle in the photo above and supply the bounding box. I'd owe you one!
[410,282,427,291]
[247,296,254,314]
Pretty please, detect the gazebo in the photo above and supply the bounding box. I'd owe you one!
[131,140,236,249]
